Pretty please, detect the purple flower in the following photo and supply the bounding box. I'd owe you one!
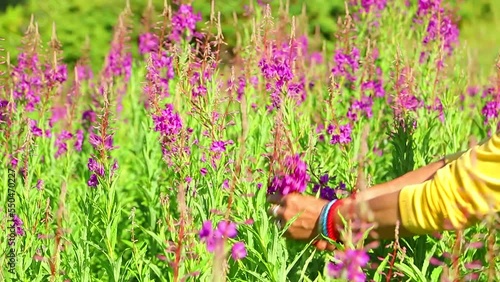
[327,249,369,282]
[482,100,500,124]
[429,97,445,122]
[347,95,374,122]
[231,242,247,260]
[104,41,133,81]
[87,174,98,188]
[200,168,208,176]
[320,174,329,184]
[169,4,202,42]
[11,214,25,236]
[152,104,182,137]
[89,132,115,151]
[75,129,84,151]
[29,119,43,137]
[192,84,207,98]
[199,220,241,254]
[76,64,93,81]
[44,64,68,88]
[394,67,422,116]
[350,0,388,15]
[11,53,43,112]
[268,154,310,195]
[0,100,8,121]
[329,123,353,145]
[312,174,346,201]
[222,179,229,189]
[210,141,226,153]
[49,106,67,128]
[111,159,119,175]
[467,86,479,97]
[55,130,73,158]
[331,47,360,83]
[417,0,442,17]
[82,110,96,124]
[199,220,213,239]
[139,32,159,54]
[144,51,174,99]
[258,37,310,110]
[361,68,385,98]
[312,185,337,201]
[310,52,323,64]
[36,179,44,190]
[215,221,237,239]
[87,157,105,177]
[10,157,18,169]
[236,76,246,100]
[199,220,219,252]
[417,0,459,55]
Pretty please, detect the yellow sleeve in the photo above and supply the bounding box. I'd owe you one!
[399,133,500,234]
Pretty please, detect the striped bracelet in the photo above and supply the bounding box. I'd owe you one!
[318,200,337,238]
[326,199,344,242]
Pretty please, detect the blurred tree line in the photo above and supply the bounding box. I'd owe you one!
[0,0,498,72]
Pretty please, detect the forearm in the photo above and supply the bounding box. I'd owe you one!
[360,158,446,201]
[335,189,413,240]
[332,135,499,241]
[332,159,446,240]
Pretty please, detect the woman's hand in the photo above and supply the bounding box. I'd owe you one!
[267,193,337,251]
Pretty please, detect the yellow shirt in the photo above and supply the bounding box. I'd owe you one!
[399,133,500,234]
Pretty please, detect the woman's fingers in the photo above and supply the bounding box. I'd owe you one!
[326,243,336,252]
[313,240,336,252]
[267,194,285,205]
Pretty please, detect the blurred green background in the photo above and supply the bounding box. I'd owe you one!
[0,0,498,75]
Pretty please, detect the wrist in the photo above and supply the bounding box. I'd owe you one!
[318,200,335,237]
[318,199,344,243]
[326,198,344,242]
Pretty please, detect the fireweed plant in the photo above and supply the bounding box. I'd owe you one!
[0,0,499,281]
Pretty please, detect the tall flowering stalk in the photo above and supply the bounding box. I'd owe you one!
[348,0,388,29]
[11,52,43,112]
[100,7,133,114]
[481,57,500,130]
[169,4,202,43]
[416,0,459,59]
[138,0,159,55]
[145,21,197,278]
[258,36,311,111]
[10,17,44,113]
[253,6,319,111]
[331,47,360,84]
[392,62,422,120]
[144,50,175,107]
[86,90,119,189]
[149,104,194,282]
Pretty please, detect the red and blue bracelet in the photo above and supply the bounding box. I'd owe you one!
[318,199,344,242]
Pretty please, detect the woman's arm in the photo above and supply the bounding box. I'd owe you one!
[334,134,500,240]
[266,158,449,243]
[267,134,499,247]
[360,159,446,200]
[333,159,447,240]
